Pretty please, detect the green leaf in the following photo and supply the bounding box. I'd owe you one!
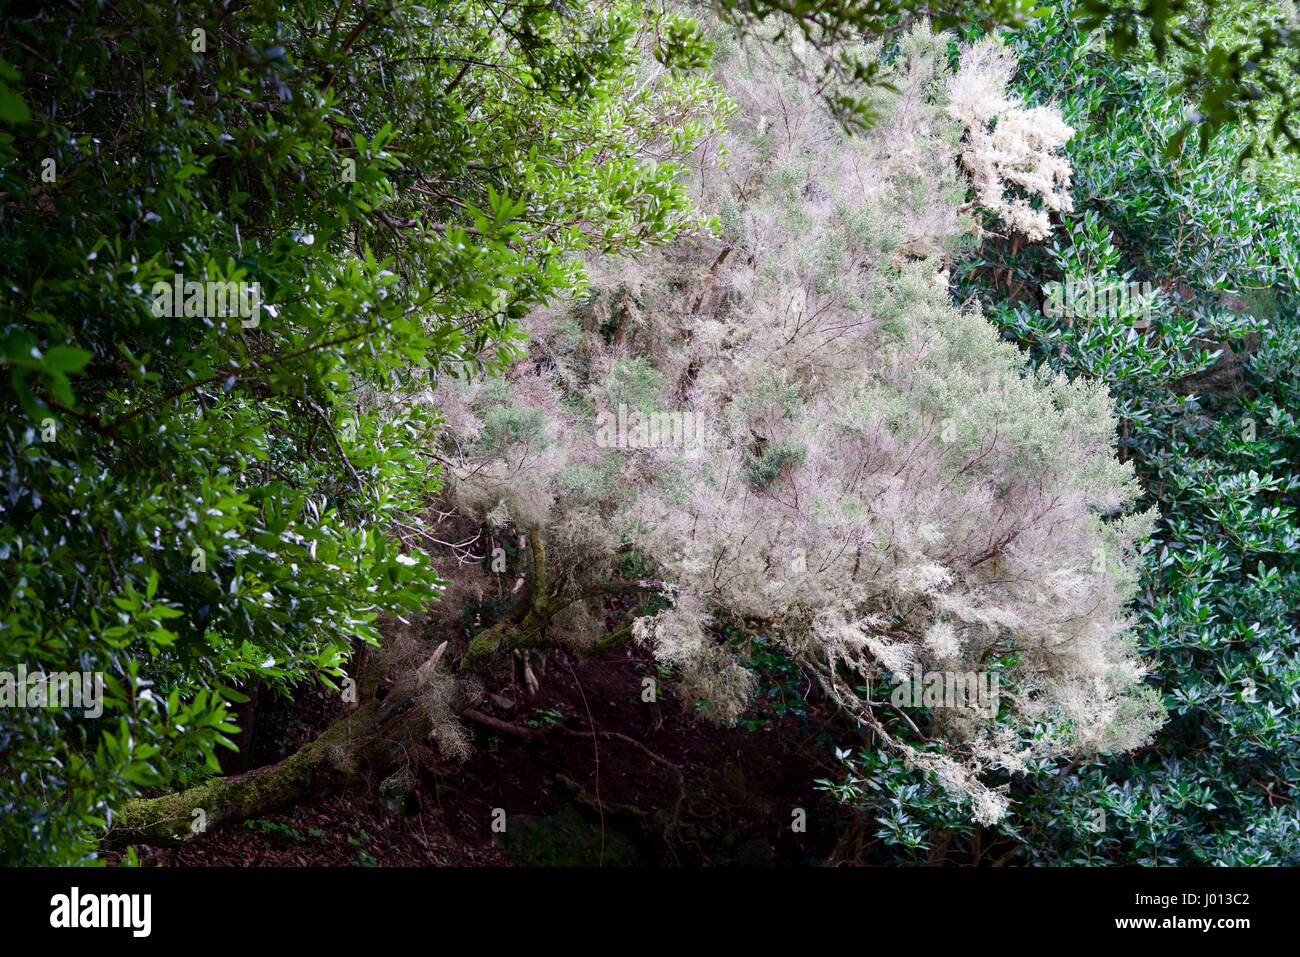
[0,82,30,124]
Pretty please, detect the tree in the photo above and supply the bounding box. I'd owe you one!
[722,0,1300,158]
[5,0,1289,867]
[0,0,723,864]
[825,3,1300,865]
[352,20,1159,827]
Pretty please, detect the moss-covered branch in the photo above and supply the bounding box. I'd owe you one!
[107,645,449,848]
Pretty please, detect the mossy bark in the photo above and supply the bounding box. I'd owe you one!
[109,527,656,848]
[110,701,386,846]
[459,526,552,669]
[108,657,442,848]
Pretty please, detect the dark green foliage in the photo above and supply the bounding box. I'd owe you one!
[1074,0,1300,157]
[733,633,808,731]
[0,0,714,864]
[745,439,806,490]
[727,0,1300,154]
[827,5,1300,865]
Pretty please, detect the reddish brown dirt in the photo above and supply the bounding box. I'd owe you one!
[112,646,850,867]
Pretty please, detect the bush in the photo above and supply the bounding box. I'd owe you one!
[0,0,721,863]
[824,4,1300,865]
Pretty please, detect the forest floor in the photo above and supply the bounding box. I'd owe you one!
[112,646,849,866]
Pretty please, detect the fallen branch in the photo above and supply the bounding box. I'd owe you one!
[107,644,449,847]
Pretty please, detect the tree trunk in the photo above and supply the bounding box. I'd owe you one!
[106,546,660,848]
[108,646,446,847]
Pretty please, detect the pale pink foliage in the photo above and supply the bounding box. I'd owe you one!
[946,35,1076,241]
[427,22,1161,821]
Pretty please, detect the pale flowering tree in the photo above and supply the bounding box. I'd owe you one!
[947,36,1077,241]
[428,22,1162,823]
[96,12,1160,851]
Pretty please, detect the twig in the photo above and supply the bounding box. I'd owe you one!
[302,397,363,487]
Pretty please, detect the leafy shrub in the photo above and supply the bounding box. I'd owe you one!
[826,4,1300,865]
[431,21,1162,823]
[0,0,722,863]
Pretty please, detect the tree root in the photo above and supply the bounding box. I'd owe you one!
[110,701,384,846]
[459,708,686,838]
[106,518,661,849]
[107,645,448,848]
